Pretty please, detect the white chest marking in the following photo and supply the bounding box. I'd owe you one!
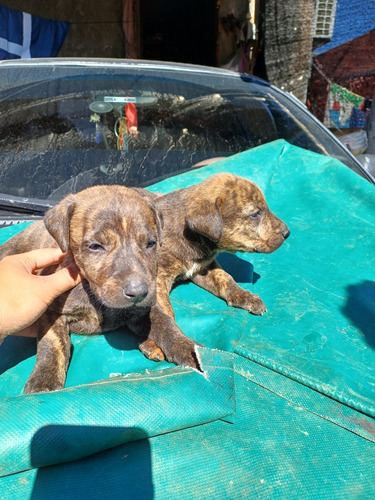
[184,262,201,279]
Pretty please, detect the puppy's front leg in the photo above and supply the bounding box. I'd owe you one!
[192,261,267,315]
[135,302,202,371]
[155,274,176,319]
[24,314,71,394]
[131,274,175,361]
[149,303,202,371]
[137,274,177,361]
[136,275,202,370]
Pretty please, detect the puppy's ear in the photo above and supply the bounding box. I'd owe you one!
[132,188,164,245]
[154,207,164,246]
[185,199,223,242]
[43,194,76,252]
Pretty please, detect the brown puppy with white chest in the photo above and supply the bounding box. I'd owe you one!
[139,173,290,369]
[0,185,163,394]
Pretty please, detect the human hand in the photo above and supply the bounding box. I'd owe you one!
[0,248,82,337]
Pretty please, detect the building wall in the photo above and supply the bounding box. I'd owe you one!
[309,30,375,122]
[0,0,125,58]
[263,0,316,102]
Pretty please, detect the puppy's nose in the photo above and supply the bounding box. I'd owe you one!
[123,278,148,303]
[283,227,290,240]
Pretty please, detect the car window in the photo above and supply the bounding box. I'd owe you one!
[0,61,367,203]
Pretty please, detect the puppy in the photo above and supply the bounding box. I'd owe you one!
[139,173,290,369]
[0,185,163,394]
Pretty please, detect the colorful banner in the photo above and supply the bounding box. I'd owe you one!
[324,82,368,129]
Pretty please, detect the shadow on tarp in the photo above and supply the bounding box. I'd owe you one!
[103,327,140,351]
[217,252,259,284]
[342,281,375,350]
[0,336,36,375]
[30,425,153,500]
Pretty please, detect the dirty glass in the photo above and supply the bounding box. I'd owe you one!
[0,60,367,206]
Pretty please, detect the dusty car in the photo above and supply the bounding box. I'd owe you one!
[0,59,374,499]
[0,58,373,227]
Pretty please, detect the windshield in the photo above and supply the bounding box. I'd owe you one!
[0,60,367,203]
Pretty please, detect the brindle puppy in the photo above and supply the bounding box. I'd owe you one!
[0,185,163,394]
[139,173,290,369]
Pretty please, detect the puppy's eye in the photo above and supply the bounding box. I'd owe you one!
[250,210,261,219]
[146,240,157,249]
[88,243,105,252]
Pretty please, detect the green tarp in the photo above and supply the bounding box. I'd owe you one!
[0,140,374,498]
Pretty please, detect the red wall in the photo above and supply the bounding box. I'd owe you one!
[309,30,375,122]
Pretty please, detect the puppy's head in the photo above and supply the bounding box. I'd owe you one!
[44,185,163,308]
[185,173,289,254]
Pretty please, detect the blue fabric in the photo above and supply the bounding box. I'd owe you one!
[0,4,70,60]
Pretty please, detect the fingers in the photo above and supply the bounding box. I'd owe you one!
[20,248,66,272]
[9,248,83,297]
[45,262,82,297]
[0,249,83,337]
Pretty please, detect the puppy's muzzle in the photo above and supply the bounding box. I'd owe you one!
[263,219,290,253]
[123,275,149,304]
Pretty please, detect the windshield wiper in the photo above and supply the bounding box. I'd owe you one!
[0,194,55,216]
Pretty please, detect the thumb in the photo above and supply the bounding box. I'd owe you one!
[42,262,83,298]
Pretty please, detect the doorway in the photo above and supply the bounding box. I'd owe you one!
[140,0,218,66]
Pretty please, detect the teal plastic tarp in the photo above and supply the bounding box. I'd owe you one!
[1,140,375,498]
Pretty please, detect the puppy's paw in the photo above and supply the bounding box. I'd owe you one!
[165,337,203,373]
[247,294,267,315]
[227,290,267,316]
[139,338,166,361]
